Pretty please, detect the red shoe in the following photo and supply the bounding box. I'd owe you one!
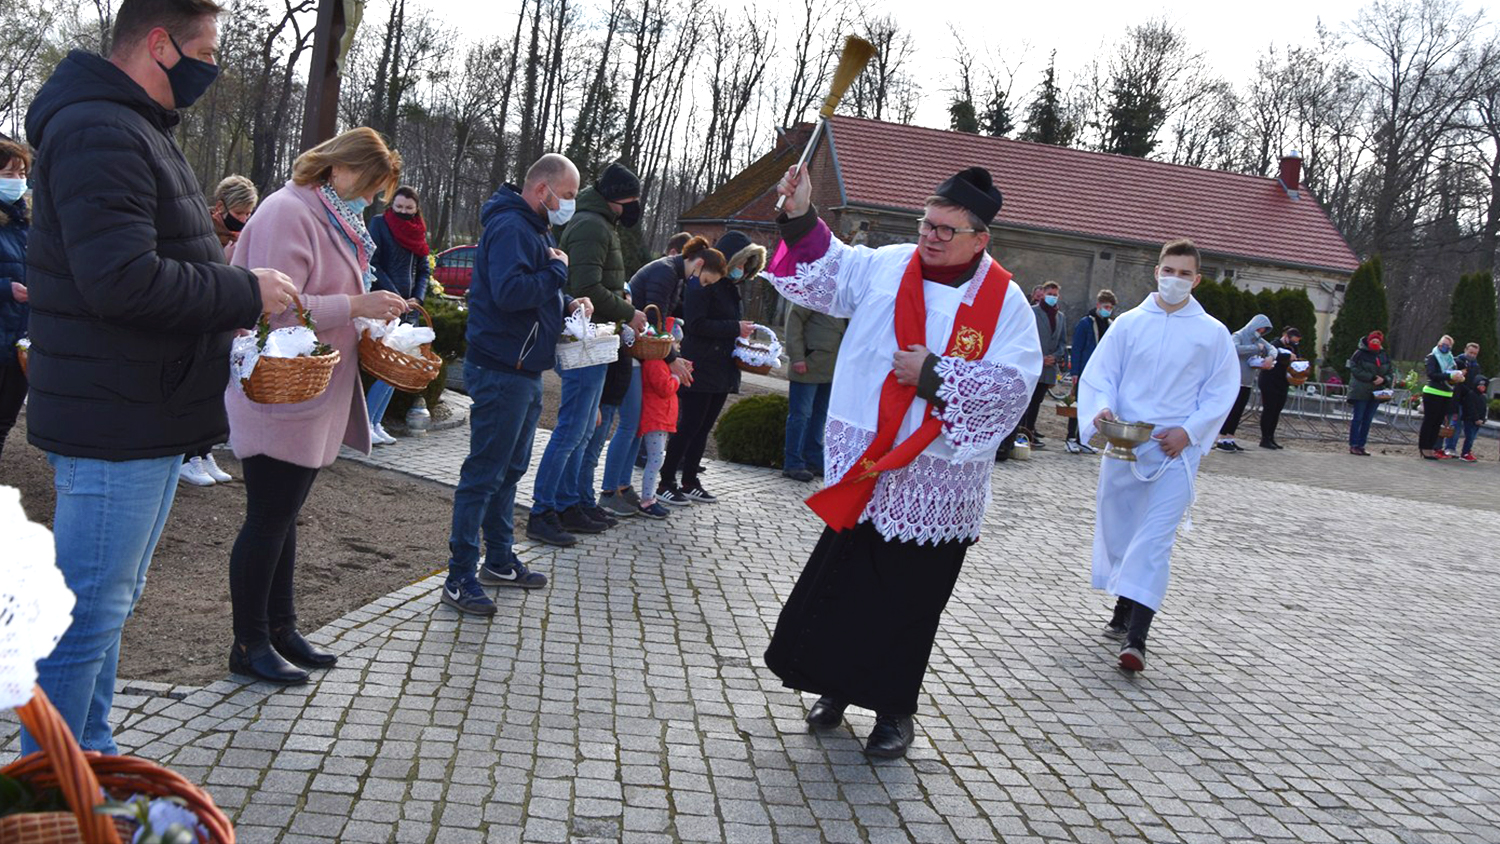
[1435,451,1454,460]
[1461,453,1477,463]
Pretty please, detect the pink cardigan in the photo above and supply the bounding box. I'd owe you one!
[226,180,371,468]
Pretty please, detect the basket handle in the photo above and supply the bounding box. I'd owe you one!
[13,685,123,844]
[256,292,317,350]
[643,303,662,332]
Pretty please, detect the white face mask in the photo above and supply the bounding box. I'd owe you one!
[1156,273,1193,305]
[546,187,575,226]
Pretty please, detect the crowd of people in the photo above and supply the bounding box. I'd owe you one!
[4,0,1496,765]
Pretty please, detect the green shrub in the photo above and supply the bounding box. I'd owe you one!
[714,394,789,468]
[1490,397,1500,422]
[367,295,468,421]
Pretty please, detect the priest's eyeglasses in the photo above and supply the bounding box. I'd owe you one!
[917,219,982,242]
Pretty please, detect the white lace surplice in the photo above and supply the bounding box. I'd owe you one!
[763,221,1042,545]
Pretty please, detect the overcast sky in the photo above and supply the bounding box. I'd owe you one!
[454,0,1397,129]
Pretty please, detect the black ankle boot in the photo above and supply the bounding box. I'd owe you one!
[805,696,847,729]
[229,641,309,685]
[864,714,915,758]
[270,626,338,669]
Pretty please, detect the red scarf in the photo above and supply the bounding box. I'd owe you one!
[806,251,1010,532]
[383,209,430,257]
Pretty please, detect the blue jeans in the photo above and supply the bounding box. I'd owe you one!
[448,361,543,581]
[24,453,181,755]
[601,365,642,492]
[1443,411,1461,452]
[784,381,831,471]
[530,361,607,513]
[1461,420,1480,456]
[579,402,619,509]
[1348,399,1378,449]
[366,380,396,428]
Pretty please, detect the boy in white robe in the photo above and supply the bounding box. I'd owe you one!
[1076,239,1240,672]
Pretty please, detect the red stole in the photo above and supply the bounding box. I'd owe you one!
[806,251,1011,531]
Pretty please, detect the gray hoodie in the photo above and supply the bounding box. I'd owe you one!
[1231,314,1274,388]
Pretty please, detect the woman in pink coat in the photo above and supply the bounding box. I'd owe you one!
[225,128,408,685]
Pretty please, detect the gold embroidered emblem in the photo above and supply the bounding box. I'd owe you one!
[857,458,878,480]
[952,326,985,360]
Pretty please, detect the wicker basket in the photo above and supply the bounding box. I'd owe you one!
[1287,358,1311,387]
[358,304,443,393]
[734,326,778,376]
[629,305,674,361]
[241,295,341,404]
[16,342,27,377]
[1054,404,1078,418]
[1,685,234,844]
[557,333,619,371]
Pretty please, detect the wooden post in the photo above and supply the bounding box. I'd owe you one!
[300,0,347,150]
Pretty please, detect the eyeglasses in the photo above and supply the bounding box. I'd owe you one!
[917,219,982,243]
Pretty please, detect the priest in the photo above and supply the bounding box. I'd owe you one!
[1076,238,1240,672]
[762,165,1041,758]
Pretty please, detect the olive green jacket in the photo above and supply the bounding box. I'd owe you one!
[785,304,847,384]
[558,186,634,324]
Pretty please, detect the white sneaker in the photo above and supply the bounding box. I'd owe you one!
[1064,439,1083,454]
[179,457,215,486]
[374,424,397,445]
[370,425,394,446]
[1077,442,1097,454]
[203,453,233,482]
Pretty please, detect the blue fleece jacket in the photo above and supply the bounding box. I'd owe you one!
[466,185,570,374]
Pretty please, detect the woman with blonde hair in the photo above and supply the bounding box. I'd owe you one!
[224,127,410,684]
[1419,334,1461,460]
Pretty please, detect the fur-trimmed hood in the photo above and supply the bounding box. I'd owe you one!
[0,197,27,228]
[714,230,766,280]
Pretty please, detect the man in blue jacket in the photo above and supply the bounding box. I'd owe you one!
[441,153,591,616]
[1064,289,1116,453]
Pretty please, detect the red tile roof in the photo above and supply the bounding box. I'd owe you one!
[825,116,1359,275]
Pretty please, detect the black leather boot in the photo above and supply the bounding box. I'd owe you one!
[864,714,915,758]
[270,626,338,669]
[229,641,309,685]
[805,696,847,729]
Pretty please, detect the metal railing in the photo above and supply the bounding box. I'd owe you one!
[1242,382,1426,445]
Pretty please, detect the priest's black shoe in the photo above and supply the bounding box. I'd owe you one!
[271,626,338,669]
[863,714,915,758]
[805,696,847,729]
[229,641,309,685]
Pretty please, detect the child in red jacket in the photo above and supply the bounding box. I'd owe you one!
[638,318,681,518]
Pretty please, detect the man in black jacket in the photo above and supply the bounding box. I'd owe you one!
[21,0,295,756]
[1257,326,1301,449]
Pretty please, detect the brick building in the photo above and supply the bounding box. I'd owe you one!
[679,116,1360,341]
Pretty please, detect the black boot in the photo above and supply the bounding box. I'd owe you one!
[229,641,309,685]
[271,626,338,669]
[864,714,915,758]
[805,696,847,729]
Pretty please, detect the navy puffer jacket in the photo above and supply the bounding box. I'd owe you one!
[0,198,28,367]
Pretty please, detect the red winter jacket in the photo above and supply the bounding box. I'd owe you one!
[641,321,680,434]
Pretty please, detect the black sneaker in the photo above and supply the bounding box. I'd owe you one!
[681,484,718,503]
[1229,442,1247,452]
[559,504,607,535]
[440,575,498,616]
[1103,623,1127,640]
[1215,441,1237,453]
[585,504,620,529]
[478,558,548,589]
[525,510,577,547]
[636,501,670,519]
[782,468,815,482]
[657,487,692,507]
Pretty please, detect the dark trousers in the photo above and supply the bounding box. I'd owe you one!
[1418,393,1450,451]
[1021,382,1050,434]
[1259,381,1288,443]
[229,455,320,645]
[1220,385,1251,437]
[1110,596,1156,652]
[1348,399,1378,449]
[661,391,728,490]
[0,362,27,461]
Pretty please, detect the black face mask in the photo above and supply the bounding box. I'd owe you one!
[156,35,220,110]
[393,211,417,221]
[222,211,246,232]
[617,200,642,229]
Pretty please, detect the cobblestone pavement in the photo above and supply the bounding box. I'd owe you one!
[6,425,1499,844]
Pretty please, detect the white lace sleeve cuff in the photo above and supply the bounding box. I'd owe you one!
[933,356,1031,463]
[763,219,847,315]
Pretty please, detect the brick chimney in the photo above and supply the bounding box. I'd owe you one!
[1279,151,1303,198]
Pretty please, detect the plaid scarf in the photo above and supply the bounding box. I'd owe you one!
[317,183,377,291]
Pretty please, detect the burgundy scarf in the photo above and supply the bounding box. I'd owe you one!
[384,209,430,257]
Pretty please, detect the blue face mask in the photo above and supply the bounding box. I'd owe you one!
[1043,294,1058,307]
[729,267,745,281]
[0,177,25,202]
[1097,307,1112,319]
[155,35,220,110]
[1439,344,1451,354]
[346,197,369,214]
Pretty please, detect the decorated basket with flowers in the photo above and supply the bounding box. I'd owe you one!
[556,308,619,370]
[733,324,783,376]
[628,305,674,361]
[0,488,235,844]
[233,294,339,404]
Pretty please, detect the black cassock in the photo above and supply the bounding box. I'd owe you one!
[764,521,972,716]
